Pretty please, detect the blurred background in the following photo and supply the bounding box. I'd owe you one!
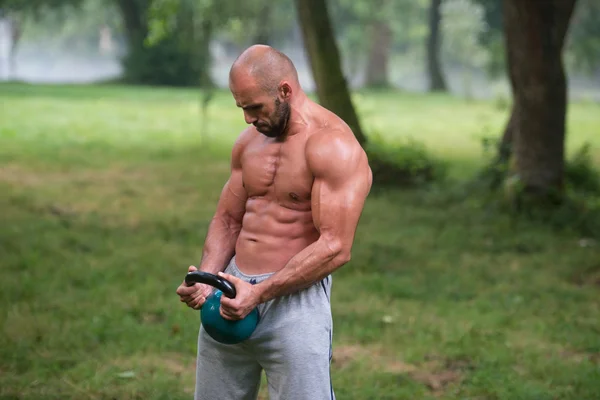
[1,0,599,399]
[1,0,600,98]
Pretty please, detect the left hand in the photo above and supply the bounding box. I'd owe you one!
[218,272,261,320]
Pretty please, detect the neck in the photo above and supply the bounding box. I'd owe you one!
[282,92,310,139]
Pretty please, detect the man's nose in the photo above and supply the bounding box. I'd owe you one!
[244,111,257,125]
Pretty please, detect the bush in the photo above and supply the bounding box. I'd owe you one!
[565,143,600,195]
[477,139,600,193]
[121,36,204,87]
[365,134,446,187]
[473,140,600,238]
[547,194,600,237]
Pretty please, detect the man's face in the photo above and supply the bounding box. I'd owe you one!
[230,78,291,138]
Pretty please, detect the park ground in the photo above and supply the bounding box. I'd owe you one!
[1,83,599,399]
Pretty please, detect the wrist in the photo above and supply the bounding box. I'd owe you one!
[254,282,271,304]
[198,263,225,275]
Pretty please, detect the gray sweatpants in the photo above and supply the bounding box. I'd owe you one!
[194,256,335,400]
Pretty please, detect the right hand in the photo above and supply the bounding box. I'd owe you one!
[176,266,214,310]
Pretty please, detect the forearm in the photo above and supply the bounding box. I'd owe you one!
[255,237,350,303]
[198,214,241,274]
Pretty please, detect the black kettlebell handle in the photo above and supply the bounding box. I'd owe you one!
[185,271,237,298]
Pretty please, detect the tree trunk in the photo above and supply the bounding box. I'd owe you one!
[497,105,516,164]
[199,17,213,88]
[503,0,577,201]
[115,0,149,50]
[294,0,367,145]
[365,20,392,88]
[253,1,271,45]
[426,0,447,92]
[8,15,21,80]
[484,105,516,190]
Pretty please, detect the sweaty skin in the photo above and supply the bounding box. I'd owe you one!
[176,45,372,320]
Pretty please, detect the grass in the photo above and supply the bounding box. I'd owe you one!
[1,82,599,400]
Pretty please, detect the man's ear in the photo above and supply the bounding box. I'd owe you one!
[279,82,292,99]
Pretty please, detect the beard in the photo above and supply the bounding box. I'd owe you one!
[256,98,291,138]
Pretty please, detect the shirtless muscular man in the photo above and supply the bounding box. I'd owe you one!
[176,45,372,400]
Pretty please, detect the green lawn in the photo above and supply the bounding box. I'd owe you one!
[1,83,599,400]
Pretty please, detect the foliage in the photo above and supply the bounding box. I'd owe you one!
[441,0,491,98]
[565,143,600,196]
[144,0,298,86]
[329,0,428,80]
[146,0,216,48]
[475,137,600,238]
[17,0,123,56]
[0,0,87,58]
[0,0,82,14]
[565,0,600,75]
[365,133,447,187]
[216,0,296,49]
[473,0,505,78]
[441,0,490,70]
[119,0,209,86]
[121,35,202,86]
[499,175,600,239]
[475,0,600,77]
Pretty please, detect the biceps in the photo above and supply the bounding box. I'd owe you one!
[312,175,369,243]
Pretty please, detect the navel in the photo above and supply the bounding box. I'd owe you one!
[289,192,300,201]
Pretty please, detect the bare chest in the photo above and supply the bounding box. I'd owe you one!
[241,139,313,208]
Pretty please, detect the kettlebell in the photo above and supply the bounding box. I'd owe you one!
[185,271,259,345]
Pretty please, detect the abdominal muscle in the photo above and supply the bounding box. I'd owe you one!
[233,197,319,275]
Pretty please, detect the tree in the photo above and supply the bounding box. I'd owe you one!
[363,0,393,88]
[426,0,447,91]
[475,0,505,78]
[145,0,295,87]
[503,0,577,203]
[0,0,81,11]
[1,13,22,79]
[441,0,490,99]
[115,0,148,55]
[118,0,213,86]
[251,0,272,45]
[330,0,424,89]
[0,0,83,80]
[565,0,600,75]
[217,0,296,51]
[294,0,367,145]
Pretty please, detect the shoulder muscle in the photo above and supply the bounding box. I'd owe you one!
[306,128,369,186]
[231,127,255,169]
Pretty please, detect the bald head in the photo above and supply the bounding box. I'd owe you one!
[229,45,299,95]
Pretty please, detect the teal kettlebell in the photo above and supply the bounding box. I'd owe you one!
[185,271,259,345]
